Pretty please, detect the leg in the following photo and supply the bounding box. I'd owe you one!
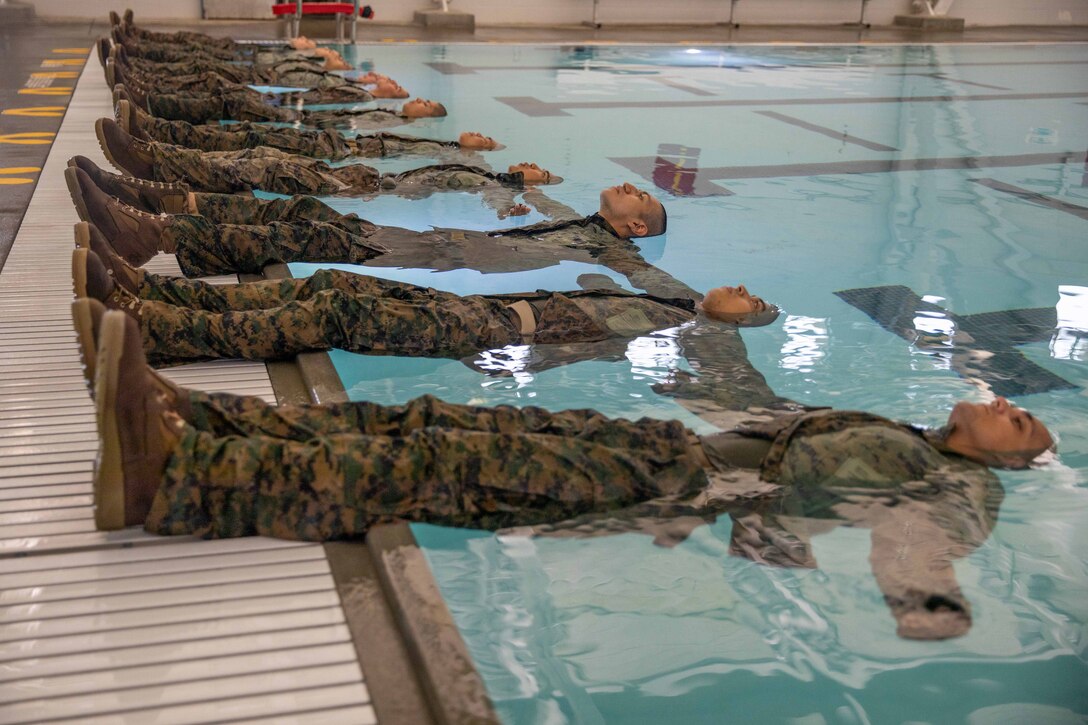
[141,268,409,311]
[147,418,704,541]
[139,286,519,364]
[193,192,372,233]
[95,309,707,538]
[165,215,387,276]
[183,390,690,453]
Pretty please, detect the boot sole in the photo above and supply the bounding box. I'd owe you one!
[73,220,91,250]
[71,247,88,299]
[71,299,97,395]
[94,311,126,531]
[64,167,91,223]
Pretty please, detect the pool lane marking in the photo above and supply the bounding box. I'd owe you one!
[971,178,1088,222]
[888,72,1012,91]
[18,88,71,96]
[0,167,41,185]
[0,132,56,144]
[648,77,715,96]
[609,150,1084,192]
[755,111,899,152]
[428,59,1088,75]
[496,90,1088,116]
[1,107,65,117]
[31,71,80,79]
[51,48,90,54]
[40,58,84,67]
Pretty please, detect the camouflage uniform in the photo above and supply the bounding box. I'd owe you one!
[138,116,353,159]
[145,392,707,541]
[136,268,695,366]
[123,25,241,51]
[125,69,374,105]
[145,141,380,195]
[716,409,1001,637]
[147,141,521,199]
[165,196,701,301]
[128,56,356,90]
[145,92,408,130]
[137,112,473,162]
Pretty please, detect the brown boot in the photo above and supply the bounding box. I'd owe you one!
[94,310,183,530]
[75,221,145,295]
[67,155,191,215]
[66,166,164,266]
[96,117,155,179]
[73,246,142,318]
[109,10,120,26]
[114,98,150,142]
[96,37,112,69]
[123,8,133,25]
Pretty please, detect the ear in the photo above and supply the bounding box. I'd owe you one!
[629,218,649,238]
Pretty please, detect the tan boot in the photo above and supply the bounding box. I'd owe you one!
[74,221,144,297]
[67,166,163,266]
[72,296,182,405]
[67,155,191,215]
[94,310,183,530]
[73,247,142,319]
[95,117,155,179]
[71,297,107,395]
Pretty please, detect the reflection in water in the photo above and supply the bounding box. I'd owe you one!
[1052,285,1088,361]
[780,315,829,373]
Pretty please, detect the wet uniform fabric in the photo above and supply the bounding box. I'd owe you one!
[164,197,701,301]
[136,268,695,366]
[146,142,512,198]
[125,68,374,105]
[146,91,407,129]
[145,392,707,541]
[146,141,381,195]
[715,409,1001,637]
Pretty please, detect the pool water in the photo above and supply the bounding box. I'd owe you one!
[290,42,1088,723]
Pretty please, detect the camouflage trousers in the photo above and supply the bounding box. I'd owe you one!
[146,92,365,127]
[146,391,707,540]
[122,38,245,63]
[148,142,379,196]
[192,193,367,230]
[164,214,388,276]
[138,268,522,365]
[130,68,373,105]
[139,116,353,159]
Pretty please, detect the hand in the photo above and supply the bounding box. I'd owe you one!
[500,203,530,219]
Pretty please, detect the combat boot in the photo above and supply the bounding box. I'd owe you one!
[72,247,142,318]
[66,156,191,216]
[114,97,150,142]
[67,166,165,266]
[72,296,183,405]
[94,310,184,530]
[96,117,155,179]
[74,221,144,297]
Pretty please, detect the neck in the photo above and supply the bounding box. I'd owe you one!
[595,210,629,239]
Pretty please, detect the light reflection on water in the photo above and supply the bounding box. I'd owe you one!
[301,41,1088,724]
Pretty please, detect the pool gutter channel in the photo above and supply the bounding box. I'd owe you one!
[261,264,499,725]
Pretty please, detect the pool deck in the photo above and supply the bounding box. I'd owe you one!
[0,53,386,723]
[1,17,1087,724]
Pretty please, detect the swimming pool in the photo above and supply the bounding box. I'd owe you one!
[292,41,1088,723]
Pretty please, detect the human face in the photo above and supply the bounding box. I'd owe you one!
[702,285,770,317]
[944,397,1053,467]
[401,98,444,118]
[459,131,499,150]
[373,79,408,98]
[509,162,553,184]
[598,182,663,238]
